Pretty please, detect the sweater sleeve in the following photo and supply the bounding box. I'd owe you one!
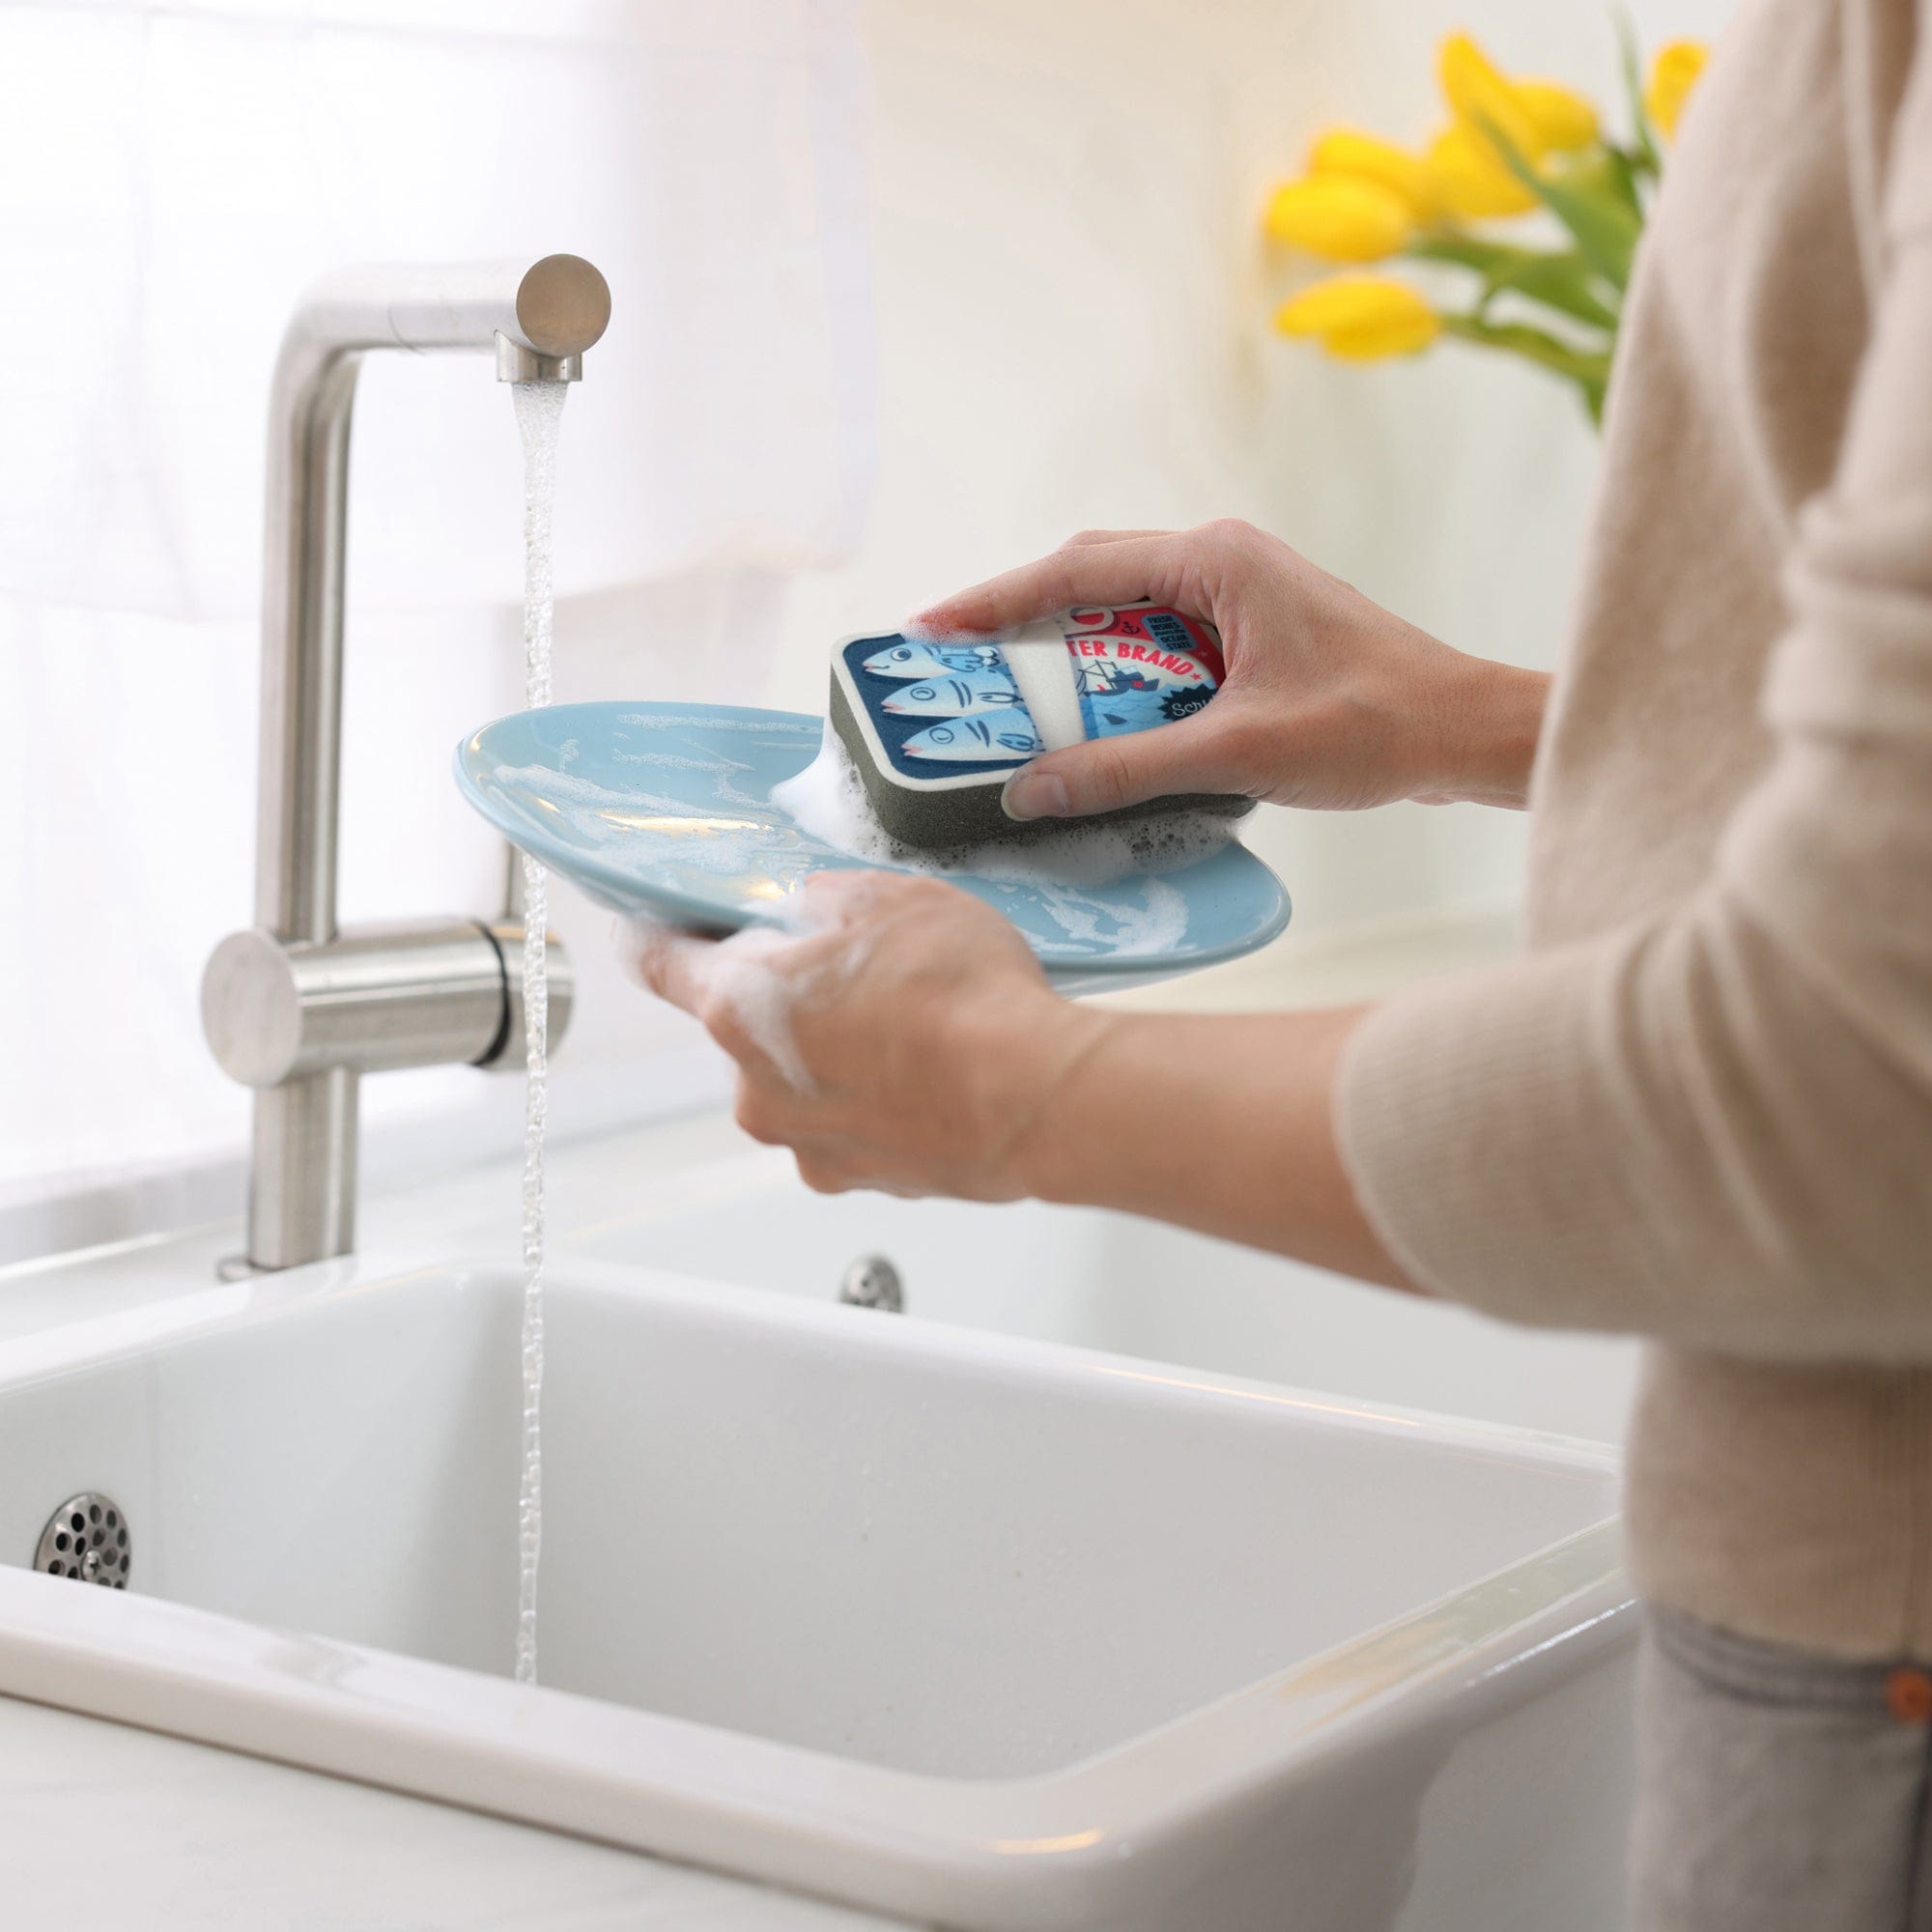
[1335,56,1932,1363]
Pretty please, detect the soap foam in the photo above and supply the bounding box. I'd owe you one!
[900,613,1011,646]
[770,723,1240,889]
[618,916,817,1093]
[1028,873,1189,957]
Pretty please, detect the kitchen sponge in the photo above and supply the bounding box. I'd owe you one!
[826,603,1251,850]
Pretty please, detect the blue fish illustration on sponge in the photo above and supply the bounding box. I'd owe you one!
[879,669,1031,719]
[899,716,1047,761]
[827,603,1255,849]
[862,640,1009,679]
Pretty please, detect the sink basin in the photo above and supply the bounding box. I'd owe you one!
[0,1252,1632,1930]
[553,1140,1640,1444]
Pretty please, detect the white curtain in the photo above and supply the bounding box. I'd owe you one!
[0,0,875,1202]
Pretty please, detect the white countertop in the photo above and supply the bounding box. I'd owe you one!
[0,1696,908,1929]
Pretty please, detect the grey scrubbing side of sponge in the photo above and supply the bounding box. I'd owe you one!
[829,664,1252,852]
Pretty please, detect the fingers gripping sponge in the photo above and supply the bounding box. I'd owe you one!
[827,604,1254,850]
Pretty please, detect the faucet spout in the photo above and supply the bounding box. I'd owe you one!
[377,253,611,379]
[288,253,611,382]
[204,253,609,1274]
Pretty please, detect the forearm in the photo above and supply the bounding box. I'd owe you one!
[1012,1004,1421,1292]
[1331,183,1932,1359]
[1413,656,1550,810]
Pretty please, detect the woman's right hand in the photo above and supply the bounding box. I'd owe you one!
[913,520,1548,820]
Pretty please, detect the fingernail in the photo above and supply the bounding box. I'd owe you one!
[1003,770,1069,820]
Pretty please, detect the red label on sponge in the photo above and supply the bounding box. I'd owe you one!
[1065,607,1226,684]
[1065,606,1224,741]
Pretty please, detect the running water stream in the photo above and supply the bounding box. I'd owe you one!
[511,377,566,1685]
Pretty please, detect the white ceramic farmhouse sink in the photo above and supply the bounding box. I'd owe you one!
[0,1252,1632,1930]
[552,1140,1640,1443]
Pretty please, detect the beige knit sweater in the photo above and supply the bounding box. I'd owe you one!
[1337,0,1932,1660]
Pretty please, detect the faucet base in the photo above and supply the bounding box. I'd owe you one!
[245,1067,359,1270]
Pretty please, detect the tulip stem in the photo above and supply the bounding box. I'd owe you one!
[1406,235,1621,329]
[1440,312,1612,421]
[1613,7,1665,177]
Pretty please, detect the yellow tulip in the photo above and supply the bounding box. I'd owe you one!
[1513,78,1600,152]
[1646,40,1708,140]
[1437,32,1544,159]
[1307,128,1442,220]
[1427,123,1539,218]
[1263,174,1413,261]
[1274,276,1441,360]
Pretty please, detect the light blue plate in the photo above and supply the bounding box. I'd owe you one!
[453,702,1290,991]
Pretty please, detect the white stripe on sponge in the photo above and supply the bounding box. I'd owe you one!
[1003,619,1086,752]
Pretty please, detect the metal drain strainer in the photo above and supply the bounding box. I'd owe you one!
[839,1254,904,1313]
[35,1493,130,1589]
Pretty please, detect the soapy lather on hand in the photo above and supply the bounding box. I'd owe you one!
[623,870,1103,1200]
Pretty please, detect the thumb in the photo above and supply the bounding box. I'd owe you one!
[1002,712,1236,820]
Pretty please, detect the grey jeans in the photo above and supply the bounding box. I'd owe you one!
[1633,1606,1932,1931]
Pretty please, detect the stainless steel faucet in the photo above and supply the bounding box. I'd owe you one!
[202,255,611,1274]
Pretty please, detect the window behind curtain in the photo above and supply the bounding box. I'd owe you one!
[0,0,875,1210]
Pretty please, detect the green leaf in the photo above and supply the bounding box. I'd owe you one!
[1472,111,1642,289]
[1442,311,1613,396]
[1561,146,1644,222]
[1612,7,1662,176]
[1407,234,1621,329]
[1443,312,1611,426]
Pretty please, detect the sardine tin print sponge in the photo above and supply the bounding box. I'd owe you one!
[828,603,1253,851]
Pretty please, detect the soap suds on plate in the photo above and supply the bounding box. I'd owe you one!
[770,723,1240,891]
[1026,872,1189,957]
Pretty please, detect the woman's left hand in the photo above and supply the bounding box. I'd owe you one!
[622,870,1110,1200]
[628,868,1414,1290]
